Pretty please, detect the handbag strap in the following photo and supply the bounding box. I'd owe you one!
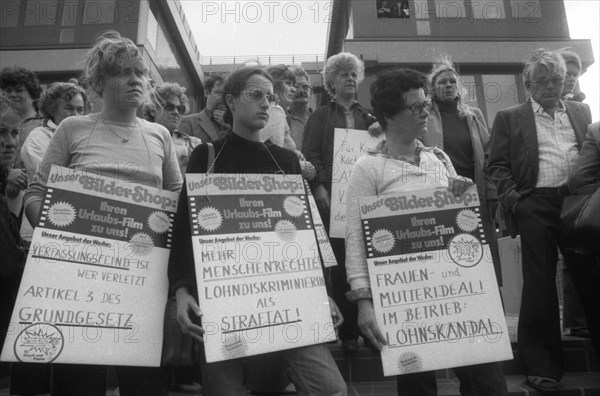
[206,142,215,174]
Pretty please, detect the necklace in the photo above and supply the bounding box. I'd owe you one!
[101,117,137,143]
[383,143,421,166]
[262,143,285,175]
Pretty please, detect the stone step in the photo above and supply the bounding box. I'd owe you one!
[347,373,600,396]
[331,337,599,383]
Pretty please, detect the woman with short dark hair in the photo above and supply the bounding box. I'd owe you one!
[345,68,507,396]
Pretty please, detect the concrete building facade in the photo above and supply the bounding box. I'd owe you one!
[0,0,204,111]
[327,0,594,124]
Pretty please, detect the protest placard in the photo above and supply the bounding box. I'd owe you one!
[359,186,512,376]
[330,128,384,238]
[1,166,177,366]
[304,180,337,268]
[186,173,335,362]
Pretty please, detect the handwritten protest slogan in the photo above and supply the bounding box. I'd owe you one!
[359,186,512,376]
[1,166,177,366]
[330,128,384,238]
[186,174,335,362]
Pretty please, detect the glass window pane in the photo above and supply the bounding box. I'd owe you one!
[472,0,505,19]
[83,0,116,25]
[414,0,429,19]
[62,0,79,26]
[147,9,158,51]
[416,20,431,35]
[481,75,520,124]
[1,0,21,27]
[510,0,541,20]
[460,75,478,109]
[434,0,467,19]
[24,0,58,26]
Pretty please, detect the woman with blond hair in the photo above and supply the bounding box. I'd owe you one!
[24,30,181,396]
[425,58,502,286]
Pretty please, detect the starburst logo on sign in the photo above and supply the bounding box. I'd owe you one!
[283,196,304,217]
[14,324,64,363]
[371,229,395,253]
[196,207,222,231]
[275,220,297,241]
[147,211,171,234]
[47,201,76,227]
[455,209,479,232]
[130,232,154,256]
[448,234,482,267]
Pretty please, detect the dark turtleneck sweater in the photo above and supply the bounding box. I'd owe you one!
[168,131,301,294]
[437,98,475,181]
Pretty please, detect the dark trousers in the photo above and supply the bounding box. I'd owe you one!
[515,192,566,380]
[564,253,600,359]
[51,364,169,396]
[396,362,508,396]
[329,237,359,341]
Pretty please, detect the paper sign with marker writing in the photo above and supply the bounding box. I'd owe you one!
[330,128,384,238]
[359,186,512,376]
[186,173,335,362]
[1,166,177,366]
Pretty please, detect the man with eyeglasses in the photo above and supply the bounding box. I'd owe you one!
[286,65,313,151]
[180,74,229,143]
[489,49,592,393]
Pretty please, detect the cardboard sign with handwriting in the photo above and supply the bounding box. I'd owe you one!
[1,166,176,366]
[186,173,335,362]
[359,186,512,376]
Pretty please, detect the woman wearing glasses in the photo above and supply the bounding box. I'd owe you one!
[302,52,376,352]
[143,82,201,177]
[345,68,507,396]
[168,66,347,395]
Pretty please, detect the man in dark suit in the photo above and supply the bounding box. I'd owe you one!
[179,74,229,142]
[489,49,592,392]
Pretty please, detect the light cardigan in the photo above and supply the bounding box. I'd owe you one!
[260,104,296,151]
[345,142,457,292]
[24,113,182,212]
[21,120,57,180]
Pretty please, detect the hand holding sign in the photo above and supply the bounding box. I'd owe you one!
[175,287,204,342]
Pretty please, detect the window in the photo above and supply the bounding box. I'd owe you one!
[481,75,520,123]
[510,0,542,20]
[146,9,158,51]
[61,0,79,26]
[24,0,58,26]
[1,0,21,27]
[83,0,116,24]
[434,0,467,20]
[472,0,505,20]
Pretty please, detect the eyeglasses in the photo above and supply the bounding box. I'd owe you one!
[531,77,564,87]
[164,103,186,114]
[294,83,312,91]
[243,89,278,104]
[400,99,432,115]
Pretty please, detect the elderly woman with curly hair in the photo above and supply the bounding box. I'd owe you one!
[302,52,376,351]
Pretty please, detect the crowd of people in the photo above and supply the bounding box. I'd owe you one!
[1,29,599,395]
